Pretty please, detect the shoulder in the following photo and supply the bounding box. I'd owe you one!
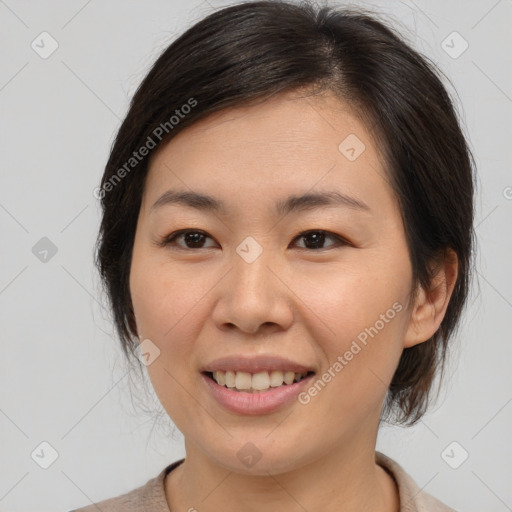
[68,482,148,512]
[376,451,459,512]
[68,459,184,512]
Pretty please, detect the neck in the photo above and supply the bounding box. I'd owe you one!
[165,436,399,512]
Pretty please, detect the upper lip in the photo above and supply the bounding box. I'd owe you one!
[201,355,316,374]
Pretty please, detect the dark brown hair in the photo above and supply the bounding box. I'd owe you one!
[94,0,476,426]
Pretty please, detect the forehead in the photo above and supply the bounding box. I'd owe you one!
[154,90,372,160]
[143,90,395,218]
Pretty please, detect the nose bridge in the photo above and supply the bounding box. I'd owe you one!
[212,235,293,333]
[231,235,277,303]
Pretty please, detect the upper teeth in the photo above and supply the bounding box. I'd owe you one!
[211,370,308,391]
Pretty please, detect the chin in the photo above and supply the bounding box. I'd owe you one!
[201,438,312,476]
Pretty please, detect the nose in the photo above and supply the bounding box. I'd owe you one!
[211,245,294,336]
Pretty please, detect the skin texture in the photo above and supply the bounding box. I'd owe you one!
[129,89,458,512]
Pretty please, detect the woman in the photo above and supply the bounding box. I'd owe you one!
[72,1,475,510]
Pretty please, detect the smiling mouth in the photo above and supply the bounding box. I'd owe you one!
[204,370,315,393]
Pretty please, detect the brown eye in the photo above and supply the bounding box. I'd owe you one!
[157,229,348,251]
[158,230,217,249]
[292,230,348,250]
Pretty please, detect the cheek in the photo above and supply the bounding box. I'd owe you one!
[130,249,208,340]
[295,265,409,413]
[296,259,408,342]
[130,273,201,435]
[129,252,214,412]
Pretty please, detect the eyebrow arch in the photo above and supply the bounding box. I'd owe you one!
[150,189,371,216]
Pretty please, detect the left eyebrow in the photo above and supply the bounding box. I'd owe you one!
[150,189,371,216]
[275,190,371,215]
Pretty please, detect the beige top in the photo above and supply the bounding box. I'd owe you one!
[69,451,458,511]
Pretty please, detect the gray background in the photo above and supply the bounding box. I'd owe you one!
[0,0,511,511]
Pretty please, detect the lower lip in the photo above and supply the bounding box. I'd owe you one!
[201,373,315,415]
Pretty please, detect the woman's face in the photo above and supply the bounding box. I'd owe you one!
[130,90,417,474]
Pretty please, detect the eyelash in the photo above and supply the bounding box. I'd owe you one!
[156,229,350,251]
